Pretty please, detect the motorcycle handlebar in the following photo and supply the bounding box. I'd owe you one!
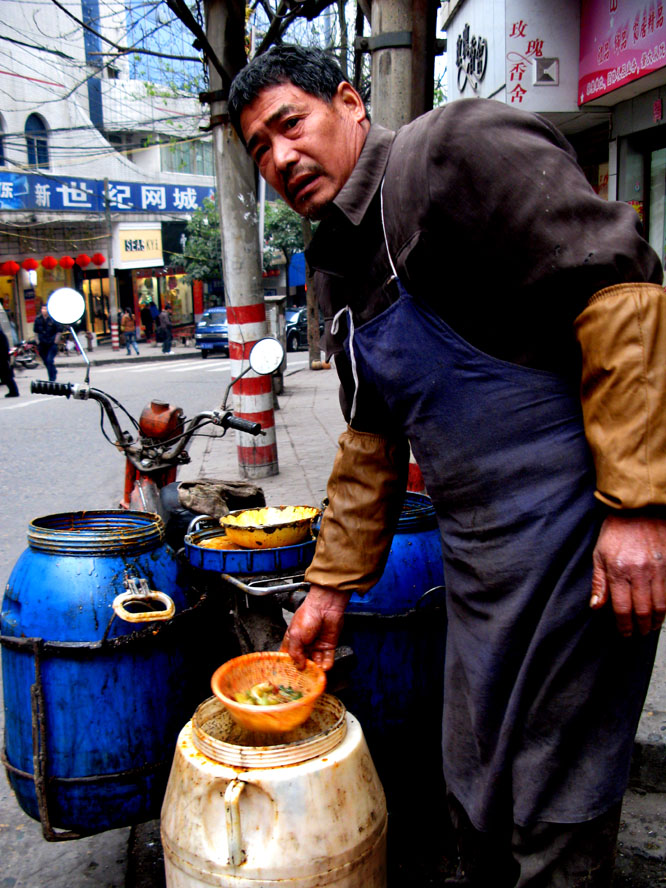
[31,380,75,397]
[32,383,264,469]
[222,412,263,436]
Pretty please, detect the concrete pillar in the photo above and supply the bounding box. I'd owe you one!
[370,0,414,130]
[368,0,437,130]
[204,0,278,477]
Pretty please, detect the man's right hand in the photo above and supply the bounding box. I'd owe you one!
[281,584,352,671]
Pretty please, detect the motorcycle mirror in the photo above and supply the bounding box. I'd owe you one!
[248,337,285,375]
[47,287,91,383]
[47,288,85,325]
[221,338,285,410]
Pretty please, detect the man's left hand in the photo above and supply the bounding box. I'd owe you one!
[590,514,666,636]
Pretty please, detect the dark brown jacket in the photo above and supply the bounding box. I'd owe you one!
[305,100,666,591]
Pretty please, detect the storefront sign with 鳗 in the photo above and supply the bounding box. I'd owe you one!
[580,0,666,104]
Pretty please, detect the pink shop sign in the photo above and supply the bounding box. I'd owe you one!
[579,0,666,104]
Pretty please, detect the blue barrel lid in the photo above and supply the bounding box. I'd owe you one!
[27,510,166,556]
[395,492,438,533]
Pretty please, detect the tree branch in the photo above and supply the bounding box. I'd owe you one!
[49,0,203,64]
[164,0,231,91]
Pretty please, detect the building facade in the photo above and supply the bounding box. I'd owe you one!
[0,0,216,342]
[442,0,666,278]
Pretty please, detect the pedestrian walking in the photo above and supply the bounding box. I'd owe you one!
[0,328,18,397]
[230,46,666,888]
[33,304,60,381]
[121,309,140,355]
[157,305,173,354]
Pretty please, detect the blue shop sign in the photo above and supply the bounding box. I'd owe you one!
[0,172,214,213]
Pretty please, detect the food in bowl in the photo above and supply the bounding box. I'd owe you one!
[197,535,241,550]
[234,681,304,706]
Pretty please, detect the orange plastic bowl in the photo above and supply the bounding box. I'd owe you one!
[211,651,326,734]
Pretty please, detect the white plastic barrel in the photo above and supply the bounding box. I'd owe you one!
[161,695,387,888]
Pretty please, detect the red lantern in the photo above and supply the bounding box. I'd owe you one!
[41,255,57,270]
[59,256,75,269]
[1,260,19,275]
[21,258,39,271]
[91,253,106,266]
[75,253,91,268]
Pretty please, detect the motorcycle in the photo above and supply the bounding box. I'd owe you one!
[30,287,349,660]
[10,339,38,370]
[28,288,354,752]
[31,287,284,528]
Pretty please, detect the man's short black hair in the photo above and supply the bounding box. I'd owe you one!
[228,45,351,140]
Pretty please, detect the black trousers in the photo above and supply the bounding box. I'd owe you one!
[446,794,622,888]
[0,360,18,395]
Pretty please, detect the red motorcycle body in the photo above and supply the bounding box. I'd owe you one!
[121,400,184,509]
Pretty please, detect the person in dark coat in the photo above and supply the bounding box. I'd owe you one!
[157,306,173,354]
[33,304,59,381]
[140,302,154,342]
[0,328,18,397]
[229,46,666,888]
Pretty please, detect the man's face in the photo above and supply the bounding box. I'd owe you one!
[240,82,369,220]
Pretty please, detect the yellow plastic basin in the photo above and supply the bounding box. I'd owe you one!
[219,505,320,549]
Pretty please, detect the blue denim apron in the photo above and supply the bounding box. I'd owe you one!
[343,276,658,831]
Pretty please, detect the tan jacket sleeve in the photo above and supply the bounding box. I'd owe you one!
[304,426,410,594]
[574,282,666,508]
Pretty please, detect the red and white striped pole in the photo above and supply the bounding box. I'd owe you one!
[407,446,426,493]
[227,302,279,478]
[204,6,278,478]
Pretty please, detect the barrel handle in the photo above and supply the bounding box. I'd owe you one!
[221,572,309,596]
[186,514,219,536]
[112,590,175,623]
[224,779,247,866]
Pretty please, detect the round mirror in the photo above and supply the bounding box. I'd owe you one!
[249,338,284,375]
[47,288,85,325]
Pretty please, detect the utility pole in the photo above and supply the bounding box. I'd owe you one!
[360,0,438,129]
[104,178,119,350]
[203,0,278,477]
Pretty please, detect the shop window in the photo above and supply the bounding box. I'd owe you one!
[161,272,191,325]
[25,113,49,168]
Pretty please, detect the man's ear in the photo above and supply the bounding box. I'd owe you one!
[334,81,367,123]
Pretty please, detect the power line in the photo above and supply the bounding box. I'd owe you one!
[49,0,204,64]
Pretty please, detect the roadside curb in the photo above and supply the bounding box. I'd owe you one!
[90,351,198,367]
[55,349,201,368]
[631,709,666,792]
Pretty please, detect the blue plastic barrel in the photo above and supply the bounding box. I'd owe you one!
[337,493,447,816]
[0,511,219,839]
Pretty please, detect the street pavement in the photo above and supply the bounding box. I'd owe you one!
[2,339,666,886]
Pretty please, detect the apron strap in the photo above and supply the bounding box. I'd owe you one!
[331,306,359,422]
[330,177,395,424]
[380,177,399,282]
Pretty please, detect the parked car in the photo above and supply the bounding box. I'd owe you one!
[285,306,324,352]
[195,307,228,358]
